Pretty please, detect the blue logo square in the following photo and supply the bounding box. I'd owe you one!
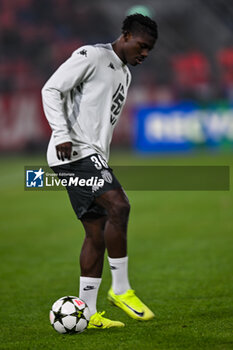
[26,169,44,188]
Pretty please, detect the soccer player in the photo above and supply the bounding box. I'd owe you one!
[42,14,158,329]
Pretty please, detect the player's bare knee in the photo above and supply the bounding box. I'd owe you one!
[108,200,130,225]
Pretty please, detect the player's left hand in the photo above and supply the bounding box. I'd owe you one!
[56,142,73,161]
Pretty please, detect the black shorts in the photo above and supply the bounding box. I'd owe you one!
[51,154,121,220]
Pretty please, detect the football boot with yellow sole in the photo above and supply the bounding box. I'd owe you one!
[87,311,125,329]
[108,288,154,321]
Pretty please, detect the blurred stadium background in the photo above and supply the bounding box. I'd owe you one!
[0,0,233,154]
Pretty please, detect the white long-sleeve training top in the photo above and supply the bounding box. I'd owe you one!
[41,43,131,167]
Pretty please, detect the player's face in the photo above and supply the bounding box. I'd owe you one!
[123,32,155,66]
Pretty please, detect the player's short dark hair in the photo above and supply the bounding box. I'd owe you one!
[122,14,158,40]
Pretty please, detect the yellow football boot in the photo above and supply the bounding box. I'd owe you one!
[108,288,154,321]
[87,311,125,329]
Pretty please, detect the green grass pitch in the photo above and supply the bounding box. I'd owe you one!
[0,151,233,350]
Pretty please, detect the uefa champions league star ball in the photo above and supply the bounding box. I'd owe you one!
[50,296,90,334]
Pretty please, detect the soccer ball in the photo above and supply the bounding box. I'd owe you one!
[49,296,90,334]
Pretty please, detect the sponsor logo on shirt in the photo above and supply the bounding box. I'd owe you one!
[110,83,125,125]
[78,49,87,57]
[108,62,115,70]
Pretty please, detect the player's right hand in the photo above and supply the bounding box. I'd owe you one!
[56,142,73,161]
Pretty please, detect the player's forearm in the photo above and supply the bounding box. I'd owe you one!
[41,86,72,145]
